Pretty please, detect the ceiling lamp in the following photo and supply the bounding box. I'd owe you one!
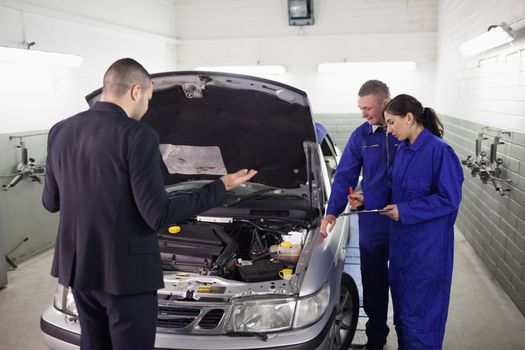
[459,24,514,57]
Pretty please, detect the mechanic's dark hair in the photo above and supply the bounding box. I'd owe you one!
[358,80,391,103]
[102,58,151,97]
[384,94,444,138]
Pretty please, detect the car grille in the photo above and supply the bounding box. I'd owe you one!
[157,300,229,334]
[198,309,224,329]
[157,306,201,329]
[157,316,194,328]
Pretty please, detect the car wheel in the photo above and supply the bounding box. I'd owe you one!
[330,273,359,350]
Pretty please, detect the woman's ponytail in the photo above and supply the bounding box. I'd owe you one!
[421,107,444,138]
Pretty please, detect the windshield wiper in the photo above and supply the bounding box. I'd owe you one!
[224,187,278,207]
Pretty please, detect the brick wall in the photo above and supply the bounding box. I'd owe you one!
[441,115,525,316]
[435,0,525,131]
[314,113,361,149]
[435,0,525,315]
[0,132,57,264]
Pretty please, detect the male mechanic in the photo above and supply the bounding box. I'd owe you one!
[321,80,398,350]
[43,58,256,349]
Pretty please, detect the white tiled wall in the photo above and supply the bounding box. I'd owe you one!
[1,0,177,39]
[435,0,525,316]
[0,0,440,263]
[3,2,523,310]
[0,0,179,134]
[174,0,437,39]
[440,115,525,316]
[0,0,179,263]
[435,0,525,132]
[174,0,439,115]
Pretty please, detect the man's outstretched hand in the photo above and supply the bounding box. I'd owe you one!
[220,169,258,191]
[320,214,337,237]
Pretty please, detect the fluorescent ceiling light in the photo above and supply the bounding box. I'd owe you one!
[195,65,286,75]
[0,46,83,67]
[459,24,514,57]
[318,61,416,74]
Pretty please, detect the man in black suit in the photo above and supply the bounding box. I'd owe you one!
[42,58,256,350]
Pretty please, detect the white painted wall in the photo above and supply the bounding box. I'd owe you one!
[0,0,179,134]
[435,0,525,132]
[174,0,437,39]
[174,0,438,115]
[5,0,522,133]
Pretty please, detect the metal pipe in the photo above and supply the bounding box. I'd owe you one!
[9,132,48,140]
[21,146,28,165]
[489,143,496,165]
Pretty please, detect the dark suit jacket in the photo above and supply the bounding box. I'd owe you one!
[43,102,226,295]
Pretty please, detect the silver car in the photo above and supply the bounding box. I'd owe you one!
[40,72,359,350]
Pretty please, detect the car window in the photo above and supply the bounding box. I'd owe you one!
[320,133,338,182]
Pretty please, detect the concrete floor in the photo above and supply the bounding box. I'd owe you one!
[1,227,525,350]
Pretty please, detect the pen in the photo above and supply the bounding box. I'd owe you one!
[348,186,357,209]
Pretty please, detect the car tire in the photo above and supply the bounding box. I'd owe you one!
[330,273,359,350]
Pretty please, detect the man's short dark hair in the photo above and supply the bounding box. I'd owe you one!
[102,58,151,97]
[358,80,391,102]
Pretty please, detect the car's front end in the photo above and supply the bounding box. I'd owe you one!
[41,71,357,350]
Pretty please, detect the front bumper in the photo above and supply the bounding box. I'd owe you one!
[40,305,335,350]
[40,306,80,350]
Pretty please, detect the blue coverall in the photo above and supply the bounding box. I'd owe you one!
[389,129,463,350]
[327,122,398,345]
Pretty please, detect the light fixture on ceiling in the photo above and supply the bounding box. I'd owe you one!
[318,61,417,74]
[0,45,84,67]
[288,0,314,26]
[195,65,286,75]
[459,23,514,57]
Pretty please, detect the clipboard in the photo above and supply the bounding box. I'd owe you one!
[338,208,390,217]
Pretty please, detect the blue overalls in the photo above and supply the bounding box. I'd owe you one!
[327,122,398,345]
[389,129,463,349]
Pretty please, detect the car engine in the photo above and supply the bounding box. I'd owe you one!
[158,220,308,282]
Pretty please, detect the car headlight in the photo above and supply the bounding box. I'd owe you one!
[53,283,78,317]
[226,283,330,333]
[227,297,296,332]
[293,282,330,328]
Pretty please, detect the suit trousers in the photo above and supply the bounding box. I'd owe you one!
[72,289,158,350]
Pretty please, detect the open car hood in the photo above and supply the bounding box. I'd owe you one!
[86,71,316,189]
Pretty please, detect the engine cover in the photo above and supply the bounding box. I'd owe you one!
[158,222,237,274]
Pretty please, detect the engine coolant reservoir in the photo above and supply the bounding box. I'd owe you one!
[269,241,302,263]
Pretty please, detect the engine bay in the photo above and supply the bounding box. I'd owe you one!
[158,219,309,283]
